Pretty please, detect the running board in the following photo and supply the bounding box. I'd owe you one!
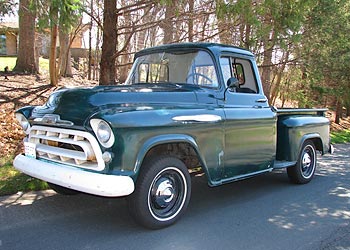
[212,167,274,186]
[273,161,296,169]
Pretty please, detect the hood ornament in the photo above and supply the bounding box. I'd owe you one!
[34,114,74,126]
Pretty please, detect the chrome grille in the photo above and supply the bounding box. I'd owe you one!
[28,126,105,171]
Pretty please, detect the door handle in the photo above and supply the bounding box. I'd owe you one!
[255,98,268,103]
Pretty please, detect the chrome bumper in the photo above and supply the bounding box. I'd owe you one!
[13,155,135,197]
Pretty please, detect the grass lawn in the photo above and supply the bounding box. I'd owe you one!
[331,129,350,144]
[0,57,50,72]
[0,57,17,71]
[0,156,48,196]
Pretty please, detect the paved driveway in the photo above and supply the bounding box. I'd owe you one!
[0,144,349,250]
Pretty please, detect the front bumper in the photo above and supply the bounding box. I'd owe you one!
[13,155,135,197]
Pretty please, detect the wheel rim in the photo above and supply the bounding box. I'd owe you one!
[148,167,187,222]
[301,145,316,179]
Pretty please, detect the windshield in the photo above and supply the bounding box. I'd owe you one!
[125,50,219,88]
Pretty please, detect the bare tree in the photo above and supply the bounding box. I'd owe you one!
[100,0,117,85]
[58,26,73,77]
[13,0,38,73]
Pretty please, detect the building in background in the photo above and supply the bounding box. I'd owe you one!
[0,21,89,58]
[0,22,18,55]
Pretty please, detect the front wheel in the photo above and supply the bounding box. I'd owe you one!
[128,156,191,229]
[287,141,317,184]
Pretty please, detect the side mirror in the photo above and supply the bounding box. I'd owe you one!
[224,77,240,102]
[226,77,240,88]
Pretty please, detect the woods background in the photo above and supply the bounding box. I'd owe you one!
[1,0,350,123]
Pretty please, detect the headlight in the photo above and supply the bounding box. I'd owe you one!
[15,113,30,133]
[90,119,115,148]
[97,121,111,143]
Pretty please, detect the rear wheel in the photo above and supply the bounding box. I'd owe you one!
[287,141,317,184]
[48,183,79,195]
[128,156,191,229]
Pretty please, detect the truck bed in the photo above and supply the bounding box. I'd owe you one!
[276,108,328,117]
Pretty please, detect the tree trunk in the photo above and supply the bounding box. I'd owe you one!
[162,1,175,44]
[345,98,350,117]
[94,22,101,81]
[188,0,194,42]
[13,0,38,73]
[270,51,289,105]
[58,27,73,77]
[215,0,232,44]
[335,98,342,124]
[100,0,117,85]
[88,0,93,80]
[261,47,273,100]
[118,52,130,83]
[49,5,59,86]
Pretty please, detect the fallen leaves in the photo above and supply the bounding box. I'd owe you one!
[0,74,97,157]
[0,110,25,156]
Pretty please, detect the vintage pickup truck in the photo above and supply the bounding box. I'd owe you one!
[14,43,332,229]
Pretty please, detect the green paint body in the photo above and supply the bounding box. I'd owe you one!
[16,43,331,187]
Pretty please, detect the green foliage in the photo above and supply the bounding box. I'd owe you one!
[35,0,83,32]
[292,89,315,108]
[215,0,350,107]
[0,156,49,196]
[303,0,350,107]
[331,130,350,144]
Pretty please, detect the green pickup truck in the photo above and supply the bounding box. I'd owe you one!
[14,43,332,229]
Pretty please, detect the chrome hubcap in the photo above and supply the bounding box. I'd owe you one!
[148,167,187,221]
[302,153,312,169]
[301,145,315,178]
[153,178,175,208]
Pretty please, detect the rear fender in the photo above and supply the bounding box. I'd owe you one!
[277,115,330,161]
[300,133,323,153]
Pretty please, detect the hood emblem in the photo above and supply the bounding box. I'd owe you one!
[34,114,74,126]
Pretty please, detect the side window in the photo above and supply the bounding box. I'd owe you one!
[233,63,245,85]
[220,57,231,85]
[219,56,258,94]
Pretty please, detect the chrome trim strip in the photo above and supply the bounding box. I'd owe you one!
[172,114,222,123]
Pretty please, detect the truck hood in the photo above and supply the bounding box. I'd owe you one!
[30,84,209,126]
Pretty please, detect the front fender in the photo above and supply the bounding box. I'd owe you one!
[16,106,35,119]
[133,134,207,174]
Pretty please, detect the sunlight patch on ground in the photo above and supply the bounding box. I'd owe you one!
[0,190,55,208]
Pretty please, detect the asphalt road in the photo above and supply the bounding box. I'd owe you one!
[0,144,349,250]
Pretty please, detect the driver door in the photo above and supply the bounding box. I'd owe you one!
[219,56,276,179]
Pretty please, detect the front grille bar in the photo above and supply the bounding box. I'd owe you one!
[28,126,105,171]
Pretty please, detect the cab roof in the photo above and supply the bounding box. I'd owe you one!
[135,42,255,58]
